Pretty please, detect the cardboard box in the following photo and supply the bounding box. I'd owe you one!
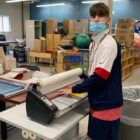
[63,20,74,35]
[46,34,61,51]
[115,19,135,48]
[115,35,133,42]
[0,47,5,68]
[117,18,135,29]
[115,36,134,46]
[33,38,47,53]
[33,39,42,52]
[46,34,53,51]
[41,39,47,53]
[116,28,134,36]
[5,56,16,71]
[53,34,61,51]
[115,29,134,48]
[10,58,17,70]
[47,19,57,34]
[73,19,89,34]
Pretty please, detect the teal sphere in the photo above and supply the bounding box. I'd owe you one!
[76,34,90,49]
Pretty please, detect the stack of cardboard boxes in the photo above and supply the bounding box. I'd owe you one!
[33,38,47,53]
[63,19,74,35]
[30,18,89,68]
[32,18,89,53]
[47,19,57,34]
[46,34,61,51]
[115,18,134,48]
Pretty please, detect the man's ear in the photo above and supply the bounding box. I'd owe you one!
[106,17,111,28]
[106,17,111,23]
[108,17,111,22]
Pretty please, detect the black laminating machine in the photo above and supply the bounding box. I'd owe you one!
[26,88,58,124]
[26,68,87,124]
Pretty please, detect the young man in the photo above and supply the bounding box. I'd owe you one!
[59,3,123,140]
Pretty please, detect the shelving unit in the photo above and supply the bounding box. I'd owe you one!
[134,48,140,68]
[121,48,134,80]
[35,21,42,38]
[26,20,42,50]
[134,57,140,68]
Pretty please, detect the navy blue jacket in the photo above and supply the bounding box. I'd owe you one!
[72,44,123,111]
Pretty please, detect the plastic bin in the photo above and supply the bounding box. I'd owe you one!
[119,86,140,140]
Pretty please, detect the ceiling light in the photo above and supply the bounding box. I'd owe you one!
[81,1,98,4]
[36,3,65,7]
[6,0,38,3]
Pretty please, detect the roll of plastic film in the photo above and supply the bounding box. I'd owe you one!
[38,68,82,87]
[29,133,36,140]
[22,130,29,139]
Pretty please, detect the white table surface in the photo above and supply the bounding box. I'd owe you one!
[0,102,89,140]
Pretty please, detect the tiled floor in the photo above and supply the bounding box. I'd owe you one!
[1,65,140,140]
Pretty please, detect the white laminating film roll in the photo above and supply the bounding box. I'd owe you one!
[22,130,29,139]
[38,68,82,88]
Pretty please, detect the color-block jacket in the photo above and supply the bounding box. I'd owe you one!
[72,29,123,111]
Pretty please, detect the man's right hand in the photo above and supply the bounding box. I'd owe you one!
[79,73,88,79]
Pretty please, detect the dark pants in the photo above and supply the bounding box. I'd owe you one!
[87,113,120,140]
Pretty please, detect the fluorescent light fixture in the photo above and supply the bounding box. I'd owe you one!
[113,0,128,2]
[82,0,98,4]
[6,0,38,3]
[36,3,65,7]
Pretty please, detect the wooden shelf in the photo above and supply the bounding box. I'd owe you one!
[121,49,134,81]
[134,49,140,68]
[134,64,140,69]
[122,64,133,70]
[122,73,133,81]
[121,56,134,62]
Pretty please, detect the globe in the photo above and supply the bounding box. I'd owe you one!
[76,34,91,49]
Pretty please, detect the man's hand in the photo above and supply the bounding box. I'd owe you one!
[57,86,72,95]
[79,73,88,79]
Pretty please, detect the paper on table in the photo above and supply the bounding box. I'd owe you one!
[51,99,68,111]
[54,96,78,106]
[0,72,20,79]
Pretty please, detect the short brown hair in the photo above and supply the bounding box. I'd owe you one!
[89,3,110,18]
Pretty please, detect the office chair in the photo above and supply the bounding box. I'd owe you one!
[0,34,9,54]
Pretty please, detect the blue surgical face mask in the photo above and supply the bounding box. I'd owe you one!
[89,22,107,35]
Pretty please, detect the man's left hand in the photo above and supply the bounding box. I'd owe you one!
[58,86,72,95]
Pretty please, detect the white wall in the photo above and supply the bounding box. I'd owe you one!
[0,0,30,40]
